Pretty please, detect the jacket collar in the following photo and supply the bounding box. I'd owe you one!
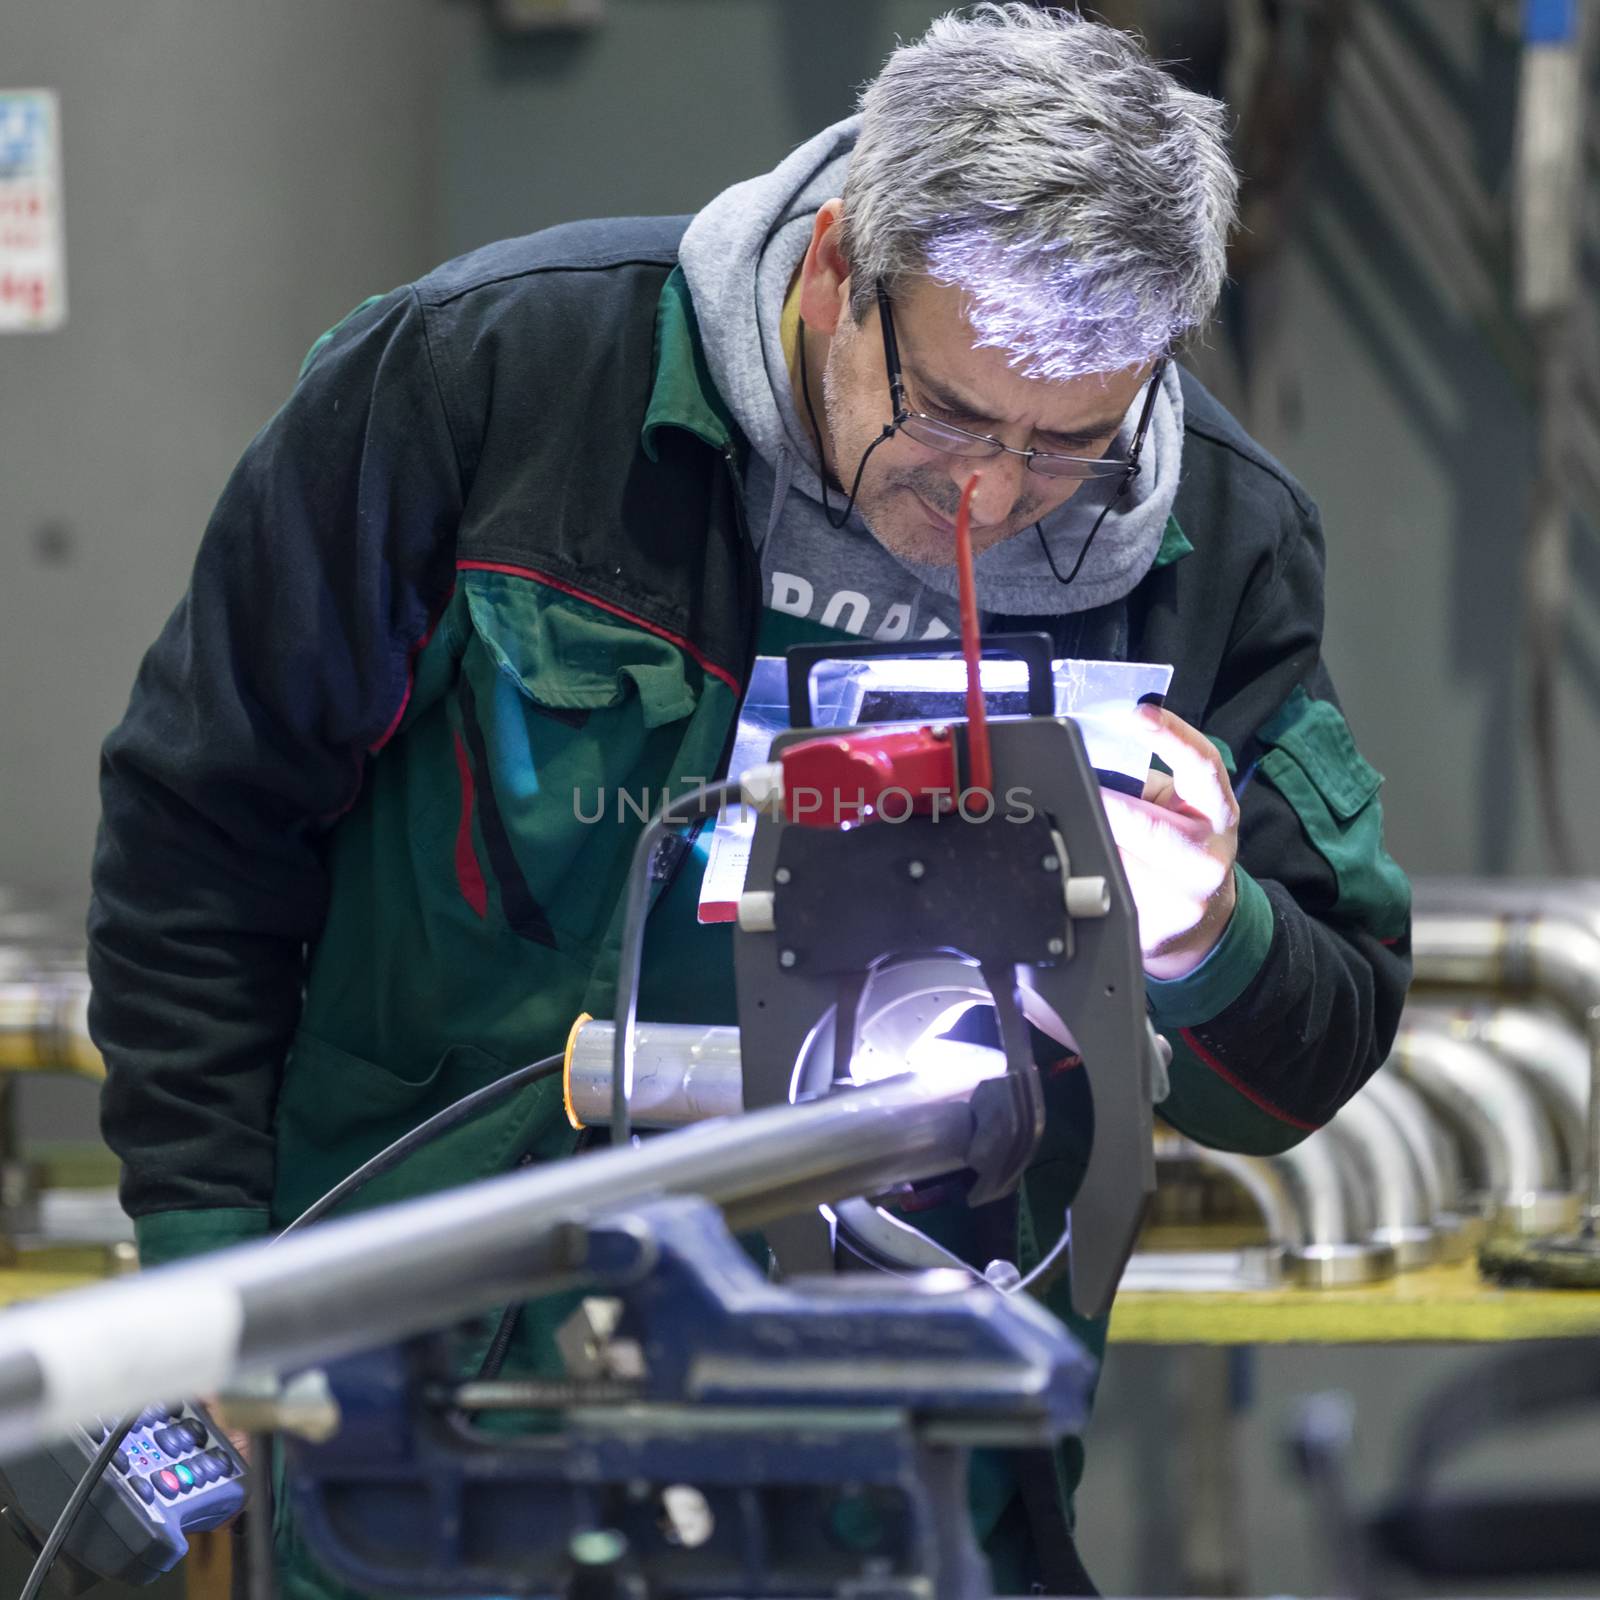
[641,267,738,461]
[1152,514,1194,568]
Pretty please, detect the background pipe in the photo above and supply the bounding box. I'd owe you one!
[1411,883,1600,1241]
[1320,1090,1438,1268]
[1149,1134,1394,1287]
[1390,1020,1571,1236]
[1267,1134,1397,1287]
[1359,1069,1478,1261]
[1129,1142,1292,1290]
[1405,1002,1587,1185]
[0,968,101,1080]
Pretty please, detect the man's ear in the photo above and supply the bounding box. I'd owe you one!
[797,198,852,337]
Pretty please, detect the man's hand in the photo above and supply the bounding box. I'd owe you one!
[1100,703,1240,979]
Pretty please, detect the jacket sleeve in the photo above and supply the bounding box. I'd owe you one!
[1146,498,1412,1155]
[89,287,464,1265]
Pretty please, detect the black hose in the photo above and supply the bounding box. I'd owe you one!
[17,1413,139,1600]
[277,1053,563,1238]
[611,780,743,1145]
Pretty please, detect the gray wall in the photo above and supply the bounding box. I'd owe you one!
[437,0,920,254]
[0,0,444,901]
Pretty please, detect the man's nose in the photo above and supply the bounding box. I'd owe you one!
[955,452,1026,527]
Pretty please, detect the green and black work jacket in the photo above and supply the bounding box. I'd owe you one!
[89,216,1411,1585]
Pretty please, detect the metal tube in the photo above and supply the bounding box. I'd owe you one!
[0,1070,985,1459]
[1410,894,1600,1235]
[1322,1091,1437,1268]
[1407,1003,1588,1185]
[0,969,101,1079]
[1391,1021,1570,1235]
[566,1020,742,1130]
[1359,1070,1456,1217]
[1189,1149,1300,1249]
[1267,1134,1396,1287]
[1525,919,1600,1234]
[1358,1069,1478,1264]
[1269,1135,1360,1248]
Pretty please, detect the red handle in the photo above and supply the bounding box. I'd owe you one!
[954,473,992,799]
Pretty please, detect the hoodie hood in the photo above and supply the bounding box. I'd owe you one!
[678,117,1183,620]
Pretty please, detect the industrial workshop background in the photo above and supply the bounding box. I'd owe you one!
[2,1,1599,1596]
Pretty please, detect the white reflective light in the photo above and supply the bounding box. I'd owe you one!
[849,1034,1007,1090]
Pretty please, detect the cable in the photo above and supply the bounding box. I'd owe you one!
[276,1051,563,1238]
[798,321,898,530]
[1012,1220,1074,1299]
[611,779,744,1146]
[17,1412,139,1600]
[473,1303,523,1384]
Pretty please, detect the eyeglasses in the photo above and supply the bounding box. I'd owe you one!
[876,281,1165,482]
[797,276,1167,586]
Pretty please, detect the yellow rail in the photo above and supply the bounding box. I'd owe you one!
[1111,1260,1600,1344]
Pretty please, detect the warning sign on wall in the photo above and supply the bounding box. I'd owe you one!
[0,90,66,332]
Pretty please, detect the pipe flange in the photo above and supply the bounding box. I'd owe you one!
[1488,1189,1581,1238]
[1433,1210,1485,1264]
[1370,1225,1438,1272]
[1286,1241,1397,1288]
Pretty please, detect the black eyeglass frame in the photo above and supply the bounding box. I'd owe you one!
[797,275,1168,586]
[874,280,1165,483]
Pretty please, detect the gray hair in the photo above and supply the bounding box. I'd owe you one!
[838,4,1237,380]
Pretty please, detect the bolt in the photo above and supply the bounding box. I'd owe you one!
[779,949,797,968]
[1046,937,1066,957]
[984,1258,1023,1291]
[774,866,792,885]
[1042,854,1060,872]
[907,860,926,880]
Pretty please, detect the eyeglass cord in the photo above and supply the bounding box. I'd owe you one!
[798,318,1129,587]
[798,321,895,532]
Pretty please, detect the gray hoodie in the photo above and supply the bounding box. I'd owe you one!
[677,117,1183,642]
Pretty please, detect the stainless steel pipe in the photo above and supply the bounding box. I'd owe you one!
[0,1068,989,1459]
[1406,1003,1588,1184]
[1359,1069,1478,1261]
[1390,1020,1571,1235]
[1267,1133,1396,1286]
[1321,1091,1437,1268]
[0,967,101,1079]
[565,1020,743,1129]
[1150,1132,1396,1286]
[1411,886,1600,1237]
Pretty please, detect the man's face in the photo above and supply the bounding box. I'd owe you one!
[800,213,1153,568]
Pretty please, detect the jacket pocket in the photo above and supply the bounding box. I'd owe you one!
[463,570,700,727]
[273,1031,550,1225]
[443,569,707,956]
[1256,688,1409,940]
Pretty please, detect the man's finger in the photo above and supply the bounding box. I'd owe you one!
[1133,704,1237,835]
[1101,788,1230,897]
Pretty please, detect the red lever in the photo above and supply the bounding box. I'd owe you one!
[779,726,957,828]
[954,473,993,800]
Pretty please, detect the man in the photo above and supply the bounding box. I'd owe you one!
[89,6,1410,1594]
